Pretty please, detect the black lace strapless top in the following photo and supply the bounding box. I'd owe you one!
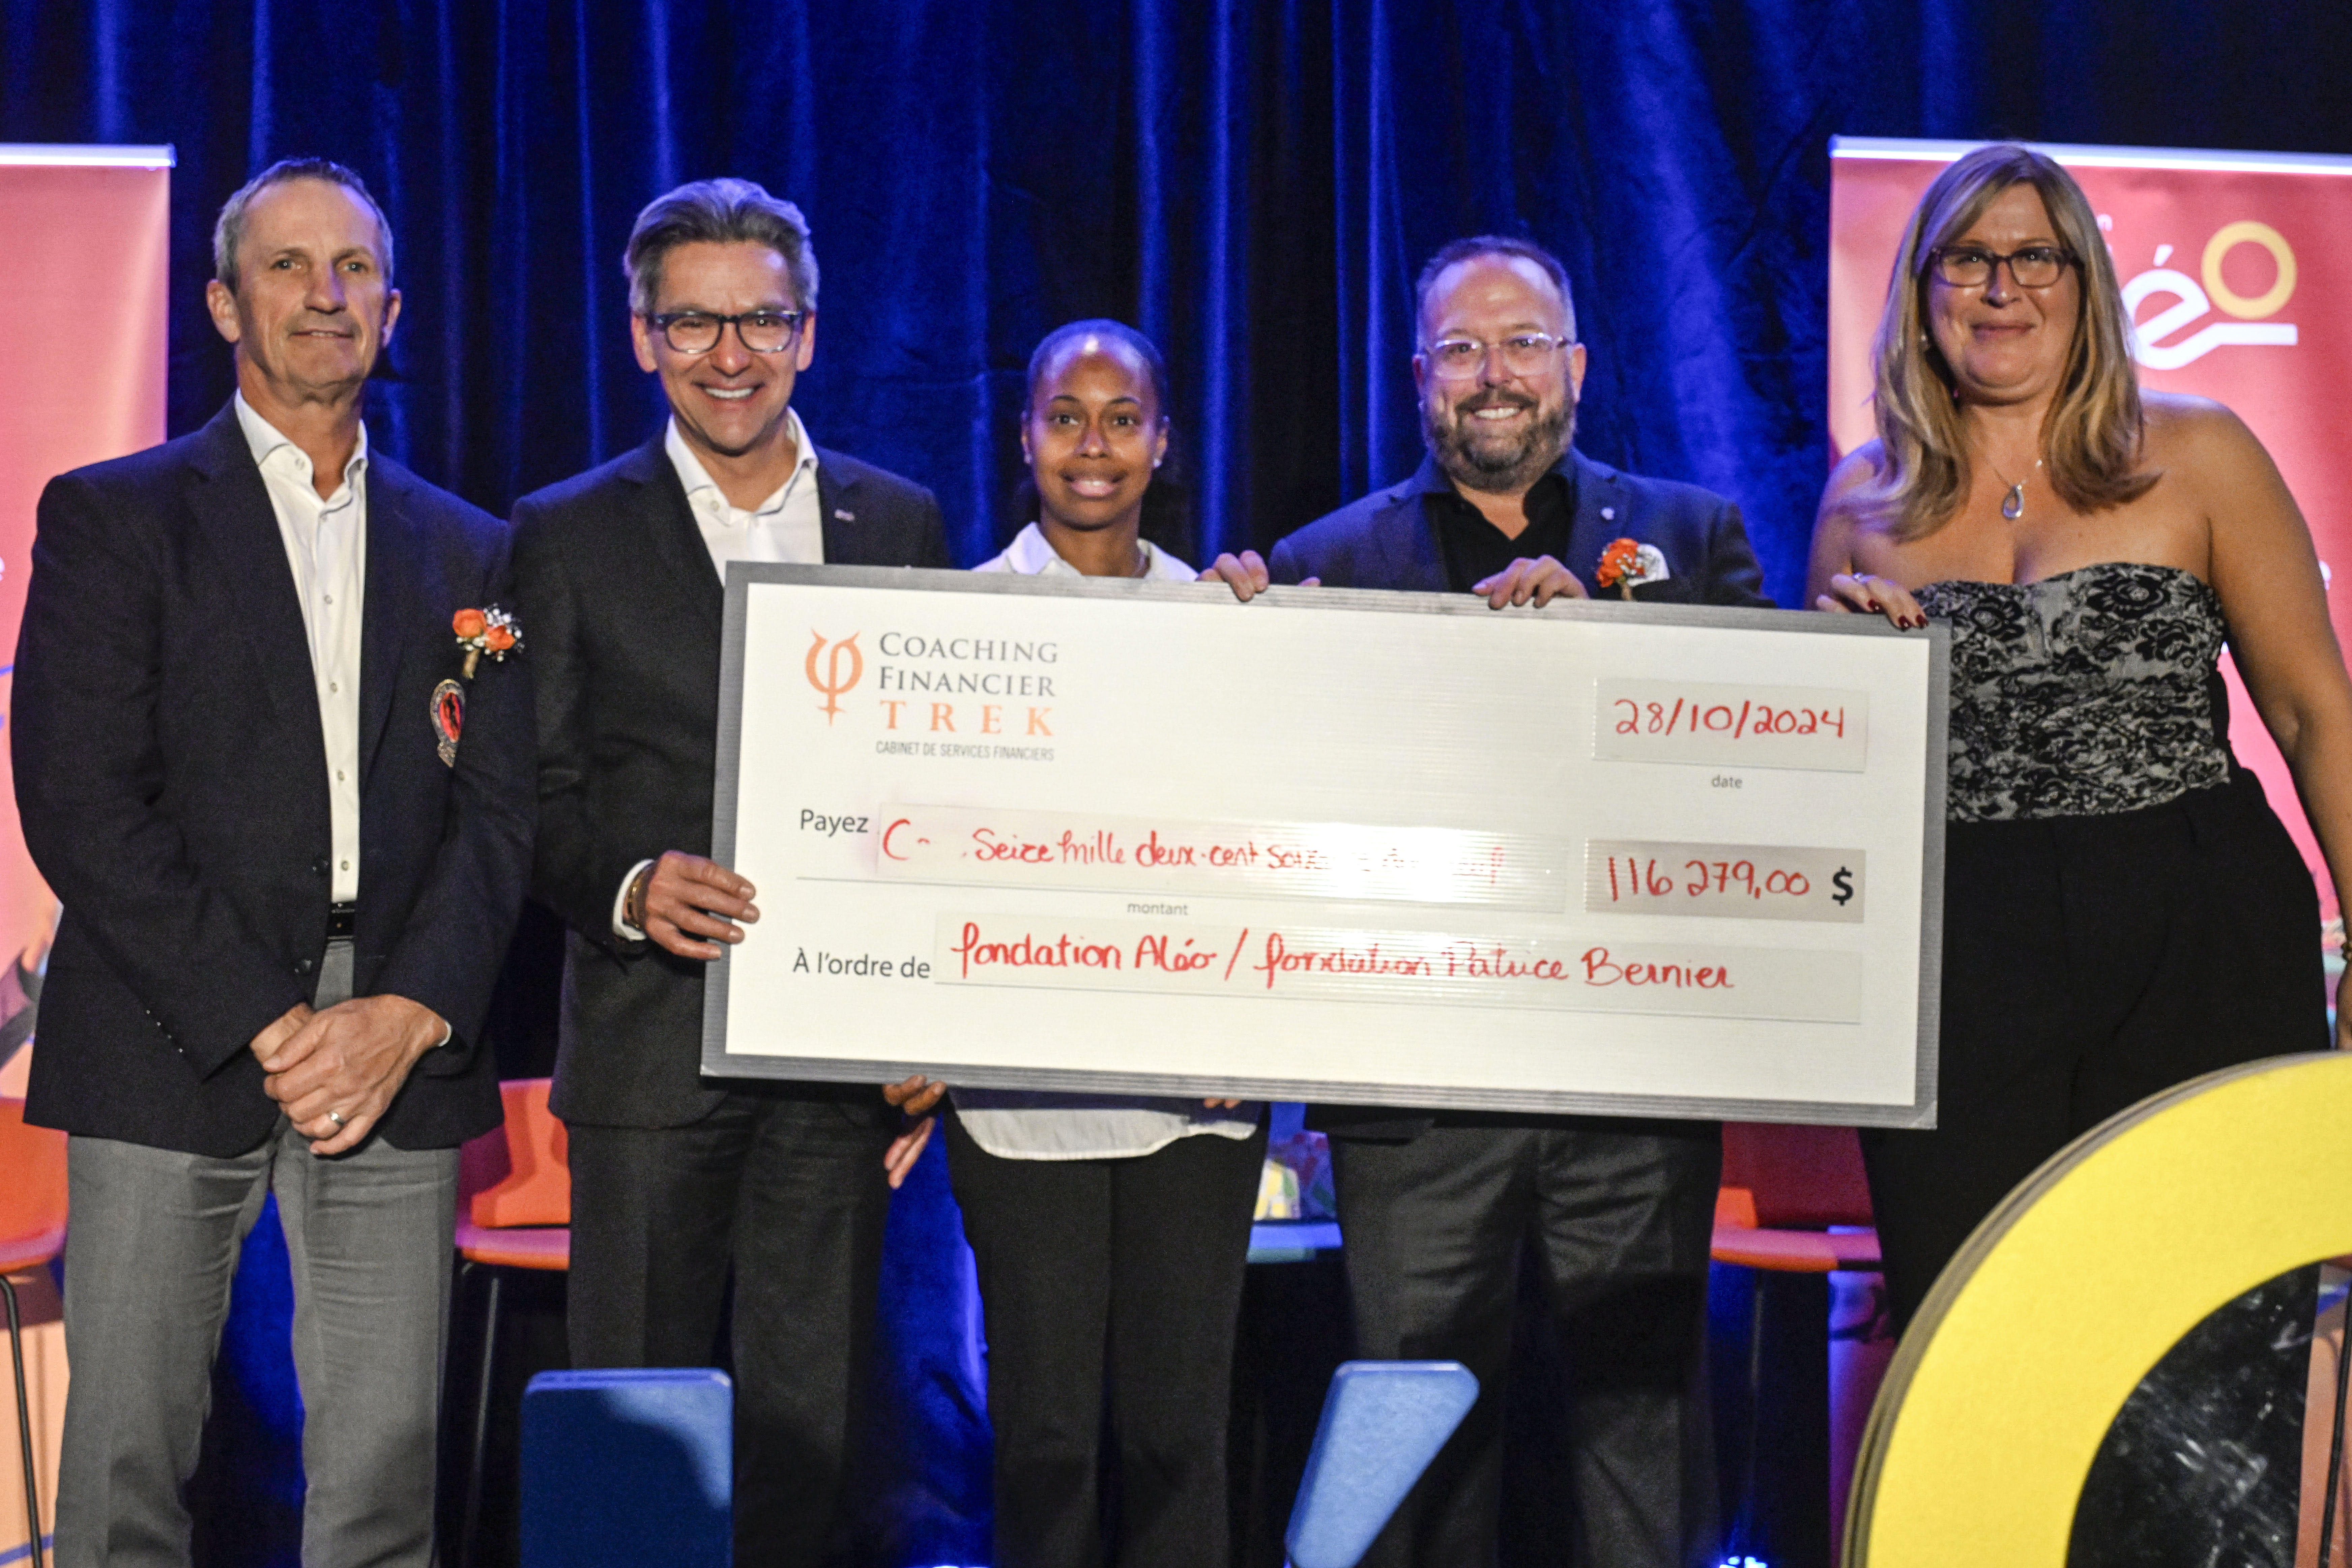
[1919,562,2233,822]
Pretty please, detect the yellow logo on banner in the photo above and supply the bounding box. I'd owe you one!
[2124,221,2298,369]
[805,630,864,722]
[2201,221,2296,318]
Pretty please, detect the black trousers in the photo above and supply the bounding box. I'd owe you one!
[1330,1117,1721,1568]
[566,1086,896,1567]
[944,1110,1268,1568]
[1865,775,2327,1332]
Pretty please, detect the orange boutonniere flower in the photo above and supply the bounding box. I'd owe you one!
[1594,537,1668,600]
[1595,537,1642,599]
[453,605,523,679]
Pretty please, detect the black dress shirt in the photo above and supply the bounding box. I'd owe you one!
[1424,469,1577,594]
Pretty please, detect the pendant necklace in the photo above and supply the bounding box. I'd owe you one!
[1991,456,2044,521]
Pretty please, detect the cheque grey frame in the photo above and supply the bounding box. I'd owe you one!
[703,563,1947,1130]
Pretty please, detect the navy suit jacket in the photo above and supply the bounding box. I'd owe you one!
[14,403,536,1157]
[1270,448,1770,607]
[512,433,951,1130]
[1269,447,1771,1138]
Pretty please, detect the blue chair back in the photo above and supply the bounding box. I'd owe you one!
[1285,1360,1479,1568]
[520,1367,732,1567]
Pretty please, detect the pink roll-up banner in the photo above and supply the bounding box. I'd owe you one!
[1829,137,2352,923]
[0,145,169,1551]
[0,145,173,1000]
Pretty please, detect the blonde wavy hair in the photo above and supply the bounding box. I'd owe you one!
[1856,143,2155,538]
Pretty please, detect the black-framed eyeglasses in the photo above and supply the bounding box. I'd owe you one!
[645,309,808,355]
[1928,245,2077,290]
[1420,332,1573,381]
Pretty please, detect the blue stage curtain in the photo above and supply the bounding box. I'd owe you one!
[4,1,2347,597]
[7,6,2352,1567]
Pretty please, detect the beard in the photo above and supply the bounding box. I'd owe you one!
[1423,387,1575,495]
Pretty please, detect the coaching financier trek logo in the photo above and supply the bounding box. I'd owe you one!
[806,631,865,722]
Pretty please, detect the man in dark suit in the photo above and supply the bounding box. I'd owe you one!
[510,178,950,1566]
[1224,236,1768,1568]
[14,159,532,1567]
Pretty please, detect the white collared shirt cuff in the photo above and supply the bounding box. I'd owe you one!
[613,858,657,940]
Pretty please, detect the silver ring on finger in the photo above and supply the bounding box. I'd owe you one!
[326,1109,345,1128]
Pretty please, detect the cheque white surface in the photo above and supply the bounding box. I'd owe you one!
[706,568,1944,1125]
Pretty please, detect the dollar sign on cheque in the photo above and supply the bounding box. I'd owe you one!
[1831,867,1855,906]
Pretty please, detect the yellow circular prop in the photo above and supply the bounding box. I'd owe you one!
[1845,1051,2352,1566]
[2202,220,2297,319]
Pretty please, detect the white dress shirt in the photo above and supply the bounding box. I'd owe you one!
[666,409,824,579]
[958,524,1264,1159]
[973,519,1189,583]
[236,394,366,905]
[612,411,829,940]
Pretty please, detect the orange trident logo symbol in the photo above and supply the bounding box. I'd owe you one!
[805,631,864,722]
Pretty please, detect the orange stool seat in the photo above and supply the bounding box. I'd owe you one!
[1712,1224,1882,1273]
[1,1096,66,1568]
[454,1223,570,1272]
[0,1097,66,1275]
[0,1222,66,1279]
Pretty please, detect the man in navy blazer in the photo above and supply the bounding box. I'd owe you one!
[14,161,532,1567]
[1270,447,1762,609]
[1250,237,1769,1568]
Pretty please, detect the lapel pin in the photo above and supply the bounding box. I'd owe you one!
[1601,506,1617,521]
[834,508,855,521]
[430,680,464,767]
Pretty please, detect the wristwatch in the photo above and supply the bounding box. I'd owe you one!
[624,862,654,933]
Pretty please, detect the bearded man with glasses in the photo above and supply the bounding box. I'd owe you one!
[510,178,949,1567]
[1238,236,1770,1568]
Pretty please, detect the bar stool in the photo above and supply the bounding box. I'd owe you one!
[0,1096,66,1568]
[454,1079,570,1568]
[1712,1122,1883,1566]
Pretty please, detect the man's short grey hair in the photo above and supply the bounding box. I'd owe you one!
[212,158,395,294]
[623,179,820,316]
[1413,235,1576,345]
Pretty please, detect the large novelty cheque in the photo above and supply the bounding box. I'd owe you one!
[705,568,1947,1128]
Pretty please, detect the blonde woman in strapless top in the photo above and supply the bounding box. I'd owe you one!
[1806,143,2352,1334]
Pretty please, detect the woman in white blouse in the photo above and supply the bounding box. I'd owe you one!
[947,319,1268,1568]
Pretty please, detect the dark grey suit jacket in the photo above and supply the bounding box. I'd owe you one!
[1270,446,1772,1139]
[15,403,535,1156]
[512,432,951,1130]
